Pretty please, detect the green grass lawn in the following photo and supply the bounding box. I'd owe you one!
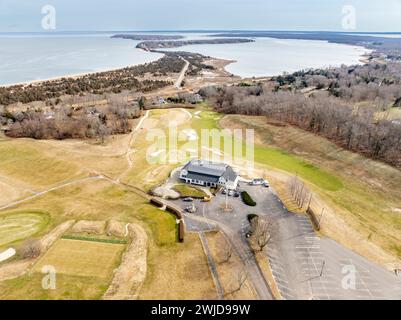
[172,184,208,198]
[0,273,109,300]
[137,205,178,247]
[253,145,343,192]
[0,211,50,248]
[190,108,342,192]
[220,114,401,259]
[0,141,81,188]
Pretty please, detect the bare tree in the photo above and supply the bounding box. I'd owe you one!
[250,217,273,252]
[200,78,401,169]
[217,236,233,264]
[19,238,42,259]
[226,267,248,296]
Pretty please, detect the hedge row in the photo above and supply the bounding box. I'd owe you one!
[241,191,257,207]
[62,235,127,245]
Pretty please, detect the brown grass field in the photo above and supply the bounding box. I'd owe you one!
[0,109,218,299]
[33,239,126,278]
[2,102,399,299]
[205,231,257,300]
[138,233,217,300]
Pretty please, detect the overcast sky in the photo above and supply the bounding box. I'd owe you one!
[1,0,400,32]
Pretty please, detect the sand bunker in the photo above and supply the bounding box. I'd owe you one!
[151,186,180,200]
[106,220,127,238]
[71,220,106,235]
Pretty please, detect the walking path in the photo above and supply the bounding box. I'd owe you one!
[174,58,190,88]
[199,232,225,300]
[0,176,103,212]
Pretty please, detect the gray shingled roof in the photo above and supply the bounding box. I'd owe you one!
[185,173,220,183]
[182,160,237,183]
[222,166,238,182]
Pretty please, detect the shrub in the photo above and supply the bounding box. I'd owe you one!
[19,238,42,259]
[61,235,127,244]
[179,221,185,243]
[241,191,257,207]
[247,214,259,222]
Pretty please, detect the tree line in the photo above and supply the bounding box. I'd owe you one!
[1,97,141,142]
[200,82,401,169]
[273,63,401,108]
[0,54,189,106]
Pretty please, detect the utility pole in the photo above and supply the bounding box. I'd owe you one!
[319,261,326,277]
[226,190,228,210]
[318,208,325,229]
[307,194,313,212]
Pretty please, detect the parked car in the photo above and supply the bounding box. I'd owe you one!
[186,204,197,213]
[249,178,264,186]
[222,189,227,195]
[263,182,270,188]
[183,197,194,202]
[234,192,240,198]
[228,190,234,196]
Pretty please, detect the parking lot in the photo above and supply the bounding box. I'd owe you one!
[175,182,401,300]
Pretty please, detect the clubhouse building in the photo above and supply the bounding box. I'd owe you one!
[179,160,239,190]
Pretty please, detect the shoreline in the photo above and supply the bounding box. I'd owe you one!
[0,40,373,88]
[0,50,165,88]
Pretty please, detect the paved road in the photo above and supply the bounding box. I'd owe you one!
[247,185,401,300]
[179,203,274,300]
[174,58,189,88]
[185,213,274,300]
[178,184,401,300]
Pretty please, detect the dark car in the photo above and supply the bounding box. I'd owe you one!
[183,197,194,202]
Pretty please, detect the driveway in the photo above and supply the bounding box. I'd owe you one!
[177,183,401,300]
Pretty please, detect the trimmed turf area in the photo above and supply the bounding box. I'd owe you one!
[0,211,50,247]
[33,239,125,279]
[0,273,110,300]
[253,146,343,192]
[0,108,220,300]
[172,184,208,198]
[190,108,342,192]
[0,238,125,300]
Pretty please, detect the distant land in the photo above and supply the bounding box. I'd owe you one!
[211,31,401,60]
[110,35,255,51]
[111,34,184,41]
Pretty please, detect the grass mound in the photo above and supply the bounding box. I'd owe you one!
[173,184,207,198]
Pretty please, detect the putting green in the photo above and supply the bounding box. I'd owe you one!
[0,212,50,247]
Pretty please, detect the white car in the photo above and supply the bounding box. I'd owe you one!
[249,178,264,186]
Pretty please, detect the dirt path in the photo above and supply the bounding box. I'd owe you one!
[174,58,190,89]
[117,110,150,183]
[103,223,148,300]
[180,108,193,119]
[0,176,103,212]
